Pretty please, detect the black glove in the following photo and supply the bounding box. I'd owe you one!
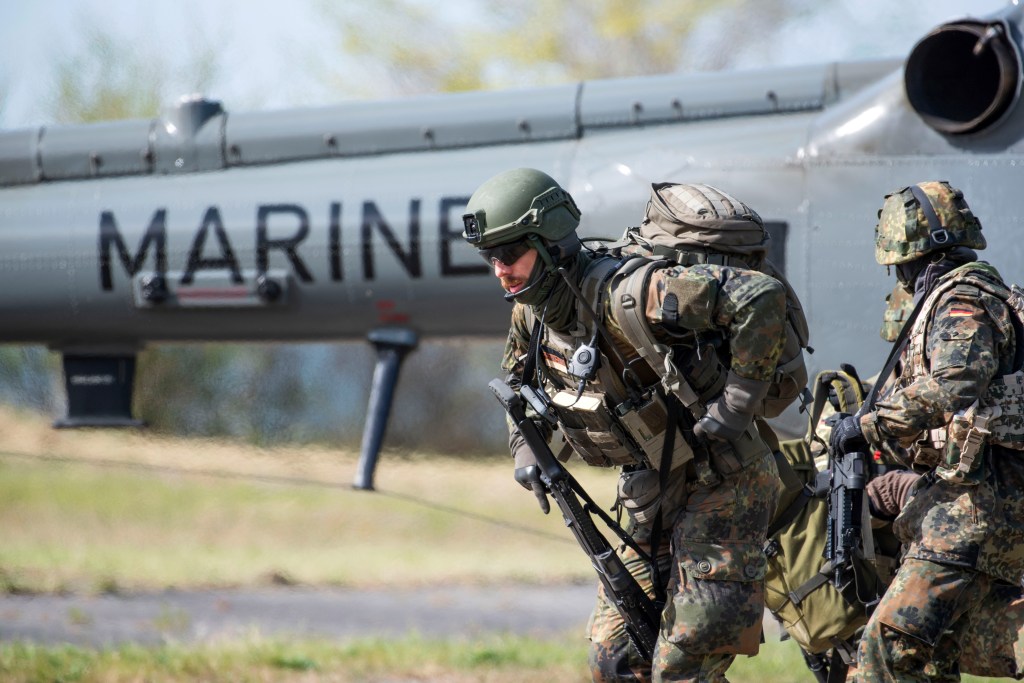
[694,371,770,443]
[829,413,868,456]
[512,444,550,514]
[694,408,745,443]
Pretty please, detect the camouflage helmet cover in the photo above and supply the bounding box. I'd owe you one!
[874,181,985,265]
[462,168,581,248]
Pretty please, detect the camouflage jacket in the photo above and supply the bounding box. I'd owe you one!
[862,262,1024,584]
[861,262,1017,449]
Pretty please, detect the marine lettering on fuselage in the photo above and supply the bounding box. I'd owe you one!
[98,196,488,291]
[182,206,243,285]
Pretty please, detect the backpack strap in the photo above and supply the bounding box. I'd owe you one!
[805,369,865,447]
[766,481,816,539]
[579,256,623,319]
[613,258,707,418]
[788,561,835,607]
[650,247,756,269]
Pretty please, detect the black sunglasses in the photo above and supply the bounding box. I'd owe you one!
[478,240,533,266]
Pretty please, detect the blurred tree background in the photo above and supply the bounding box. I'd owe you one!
[0,0,857,453]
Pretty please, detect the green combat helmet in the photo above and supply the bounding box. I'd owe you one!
[462,168,582,302]
[874,180,986,265]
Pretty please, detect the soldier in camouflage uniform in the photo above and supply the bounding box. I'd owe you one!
[830,181,1024,682]
[462,168,786,682]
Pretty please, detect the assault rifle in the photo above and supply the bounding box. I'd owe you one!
[824,437,870,591]
[488,378,661,661]
[820,366,883,603]
[824,293,929,596]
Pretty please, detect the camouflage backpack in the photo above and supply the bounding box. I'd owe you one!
[602,182,810,418]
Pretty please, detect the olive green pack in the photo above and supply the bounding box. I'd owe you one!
[763,370,886,655]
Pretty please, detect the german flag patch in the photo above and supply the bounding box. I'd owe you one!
[948,308,973,317]
[541,345,568,373]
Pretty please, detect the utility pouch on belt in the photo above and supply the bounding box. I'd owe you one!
[618,468,662,525]
[937,401,997,485]
[552,390,639,467]
[614,389,694,471]
[707,422,769,476]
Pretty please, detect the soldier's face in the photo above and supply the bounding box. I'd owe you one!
[493,248,538,295]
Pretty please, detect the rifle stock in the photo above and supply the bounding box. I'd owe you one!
[488,378,661,661]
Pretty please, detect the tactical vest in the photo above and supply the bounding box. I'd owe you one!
[897,264,1024,476]
[527,257,694,470]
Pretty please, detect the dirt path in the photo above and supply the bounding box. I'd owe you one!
[0,583,596,647]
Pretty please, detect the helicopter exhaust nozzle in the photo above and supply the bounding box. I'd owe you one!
[905,19,1022,135]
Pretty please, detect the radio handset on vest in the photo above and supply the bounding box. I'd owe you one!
[557,265,641,404]
[568,342,599,380]
[567,326,601,403]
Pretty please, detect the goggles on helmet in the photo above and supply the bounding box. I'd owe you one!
[478,238,533,266]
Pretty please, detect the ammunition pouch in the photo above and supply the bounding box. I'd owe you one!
[980,371,1024,450]
[552,387,693,469]
[553,390,638,467]
[936,401,996,485]
[909,427,945,470]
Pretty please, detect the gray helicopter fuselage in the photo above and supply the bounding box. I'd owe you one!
[1,4,1023,429]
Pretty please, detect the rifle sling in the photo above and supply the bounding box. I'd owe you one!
[826,649,851,683]
[565,469,653,565]
[522,316,543,388]
[859,287,930,414]
[647,390,678,607]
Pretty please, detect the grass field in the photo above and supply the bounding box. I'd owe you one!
[0,404,1015,681]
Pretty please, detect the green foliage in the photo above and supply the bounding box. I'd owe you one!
[318,0,798,97]
[129,340,508,451]
[0,347,59,413]
[317,0,486,97]
[49,20,219,124]
[482,0,737,80]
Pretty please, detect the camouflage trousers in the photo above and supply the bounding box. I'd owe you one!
[587,450,779,682]
[851,557,1024,682]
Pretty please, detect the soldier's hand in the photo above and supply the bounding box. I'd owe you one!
[829,413,868,455]
[694,372,768,442]
[694,396,750,442]
[513,446,550,514]
[514,464,550,514]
